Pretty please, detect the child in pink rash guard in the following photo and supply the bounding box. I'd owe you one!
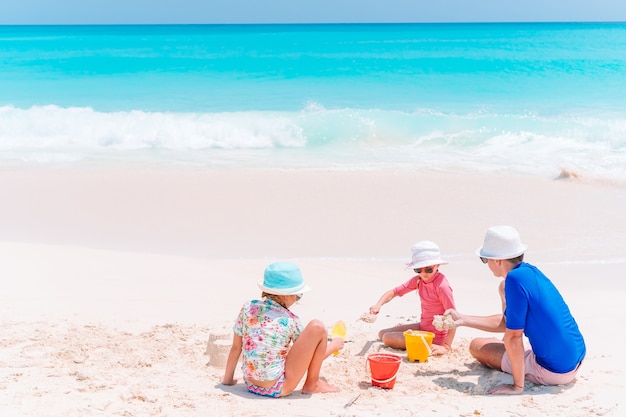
[369,241,457,355]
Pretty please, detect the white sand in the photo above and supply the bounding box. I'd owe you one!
[0,167,624,416]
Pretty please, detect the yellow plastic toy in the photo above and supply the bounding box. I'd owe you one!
[330,320,347,355]
[403,330,434,362]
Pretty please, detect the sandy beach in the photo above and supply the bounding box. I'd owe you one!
[0,167,624,416]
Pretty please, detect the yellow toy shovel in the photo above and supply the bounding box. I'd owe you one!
[330,320,347,355]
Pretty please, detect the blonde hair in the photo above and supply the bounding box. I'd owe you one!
[262,292,287,308]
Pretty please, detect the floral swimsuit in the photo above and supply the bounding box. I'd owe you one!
[233,298,303,383]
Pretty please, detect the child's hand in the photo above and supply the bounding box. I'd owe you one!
[329,337,345,353]
[369,305,381,315]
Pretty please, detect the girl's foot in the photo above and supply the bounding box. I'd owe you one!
[302,378,340,394]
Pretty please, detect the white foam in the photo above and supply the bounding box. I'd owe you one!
[1,104,625,182]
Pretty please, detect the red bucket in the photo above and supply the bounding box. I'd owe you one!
[367,353,402,389]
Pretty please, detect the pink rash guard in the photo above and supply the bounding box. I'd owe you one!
[393,271,456,345]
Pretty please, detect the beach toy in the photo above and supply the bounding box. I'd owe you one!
[330,320,346,355]
[366,353,402,389]
[403,330,434,363]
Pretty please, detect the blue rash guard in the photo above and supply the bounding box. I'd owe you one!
[504,263,586,373]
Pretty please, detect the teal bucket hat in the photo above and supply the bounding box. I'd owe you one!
[258,262,312,295]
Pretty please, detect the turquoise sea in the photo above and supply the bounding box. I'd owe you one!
[1,23,625,180]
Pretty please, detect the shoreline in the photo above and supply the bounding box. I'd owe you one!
[1,166,624,258]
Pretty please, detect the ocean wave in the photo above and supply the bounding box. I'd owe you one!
[1,104,625,181]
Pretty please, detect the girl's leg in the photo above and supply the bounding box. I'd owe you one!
[378,323,420,349]
[281,319,339,396]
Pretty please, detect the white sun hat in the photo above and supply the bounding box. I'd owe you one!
[476,225,528,260]
[406,240,448,269]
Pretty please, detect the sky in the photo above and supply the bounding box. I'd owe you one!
[1,0,626,25]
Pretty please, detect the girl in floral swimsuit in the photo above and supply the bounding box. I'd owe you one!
[222,262,343,397]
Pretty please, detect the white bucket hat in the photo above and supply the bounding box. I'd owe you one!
[476,225,528,260]
[258,262,312,295]
[406,241,448,269]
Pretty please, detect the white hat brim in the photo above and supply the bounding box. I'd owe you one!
[257,282,312,295]
[406,259,448,269]
[475,245,528,260]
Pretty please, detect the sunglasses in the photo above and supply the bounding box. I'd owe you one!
[480,257,489,264]
[296,294,303,301]
[414,267,434,274]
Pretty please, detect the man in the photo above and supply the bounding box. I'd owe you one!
[446,225,585,395]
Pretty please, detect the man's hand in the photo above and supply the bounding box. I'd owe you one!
[443,308,465,327]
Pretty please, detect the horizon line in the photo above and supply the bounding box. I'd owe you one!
[1,20,626,26]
